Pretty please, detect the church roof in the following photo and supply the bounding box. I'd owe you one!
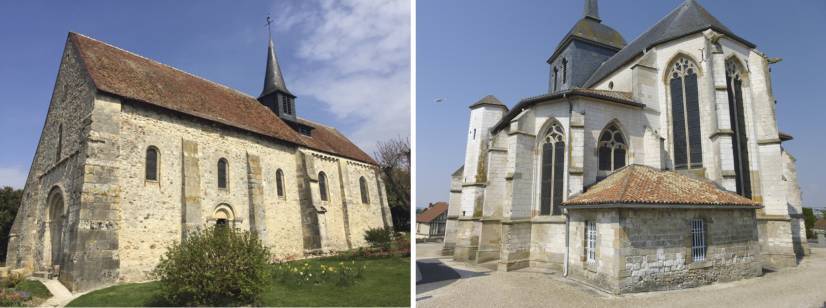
[452,165,464,177]
[583,0,755,88]
[563,165,760,207]
[490,88,641,134]
[417,202,448,223]
[549,17,626,63]
[260,38,293,98]
[68,32,376,165]
[469,95,507,109]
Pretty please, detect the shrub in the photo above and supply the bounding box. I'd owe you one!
[364,227,394,251]
[152,226,270,306]
[0,289,29,307]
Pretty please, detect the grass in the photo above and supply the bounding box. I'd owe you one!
[15,280,52,299]
[66,256,410,307]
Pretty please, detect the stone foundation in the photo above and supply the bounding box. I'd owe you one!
[757,216,798,269]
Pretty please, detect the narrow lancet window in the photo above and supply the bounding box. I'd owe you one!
[145,147,159,181]
[539,121,566,216]
[726,60,752,198]
[319,171,328,201]
[217,158,228,189]
[359,176,369,204]
[276,169,285,198]
[669,57,703,169]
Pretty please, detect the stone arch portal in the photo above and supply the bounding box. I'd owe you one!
[46,187,66,273]
[213,204,235,227]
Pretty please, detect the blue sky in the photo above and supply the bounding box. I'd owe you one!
[0,0,410,189]
[417,0,826,209]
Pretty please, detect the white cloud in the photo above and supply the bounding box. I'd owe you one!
[0,166,27,189]
[274,0,410,152]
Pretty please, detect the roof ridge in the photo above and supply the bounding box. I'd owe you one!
[69,32,261,103]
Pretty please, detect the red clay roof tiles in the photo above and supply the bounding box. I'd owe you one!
[68,32,375,165]
[563,165,760,207]
[417,202,448,223]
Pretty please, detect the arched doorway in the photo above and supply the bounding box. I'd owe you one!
[46,187,65,273]
[213,204,235,227]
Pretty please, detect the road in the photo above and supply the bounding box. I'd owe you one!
[416,242,826,308]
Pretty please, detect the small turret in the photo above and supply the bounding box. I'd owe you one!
[258,36,298,123]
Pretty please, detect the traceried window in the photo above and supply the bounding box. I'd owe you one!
[562,58,568,84]
[691,219,706,262]
[145,146,159,181]
[669,57,703,169]
[586,221,596,264]
[597,124,627,178]
[276,169,285,198]
[539,121,565,216]
[359,176,369,204]
[319,171,328,201]
[726,60,752,198]
[217,158,228,189]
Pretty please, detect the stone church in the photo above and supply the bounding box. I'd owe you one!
[443,0,807,293]
[5,32,392,292]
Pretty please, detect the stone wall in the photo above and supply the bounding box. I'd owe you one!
[569,208,761,294]
[5,39,97,286]
[115,103,387,282]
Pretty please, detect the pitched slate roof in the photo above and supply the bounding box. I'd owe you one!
[563,165,760,207]
[550,17,625,63]
[469,95,507,109]
[583,0,755,88]
[490,88,642,134]
[417,202,448,223]
[68,32,375,165]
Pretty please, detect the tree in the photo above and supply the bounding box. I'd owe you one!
[0,187,23,263]
[373,137,410,232]
[803,207,816,239]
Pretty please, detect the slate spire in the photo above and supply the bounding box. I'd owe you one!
[584,0,600,22]
[260,36,292,98]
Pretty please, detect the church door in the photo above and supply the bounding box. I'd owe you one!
[47,189,66,273]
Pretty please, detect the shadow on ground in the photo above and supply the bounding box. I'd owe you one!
[416,258,488,294]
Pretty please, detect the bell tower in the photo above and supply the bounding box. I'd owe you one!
[257,35,297,123]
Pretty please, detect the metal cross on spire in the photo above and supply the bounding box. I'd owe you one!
[266,16,273,38]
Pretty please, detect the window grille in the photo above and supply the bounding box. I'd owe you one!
[691,219,706,262]
[586,221,596,264]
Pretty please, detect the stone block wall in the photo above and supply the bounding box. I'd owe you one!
[529,217,566,271]
[498,220,531,270]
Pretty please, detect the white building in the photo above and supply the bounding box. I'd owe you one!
[443,0,807,292]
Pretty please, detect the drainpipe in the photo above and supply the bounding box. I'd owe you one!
[563,211,570,277]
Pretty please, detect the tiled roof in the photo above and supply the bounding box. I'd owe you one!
[814,218,826,231]
[69,32,375,165]
[563,165,760,207]
[417,202,448,223]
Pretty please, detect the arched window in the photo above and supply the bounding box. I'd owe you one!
[553,66,559,92]
[669,57,703,169]
[217,158,228,189]
[562,58,568,84]
[539,121,565,216]
[359,176,370,204]
[598,124,627,176]
[276,169,285,198]
[726,59,752,198]
[318,171,328,201]
[145,146,159,181]
[56,124,63,162]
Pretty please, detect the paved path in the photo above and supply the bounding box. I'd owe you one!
[417,243,826,308]
[33,278,77,307]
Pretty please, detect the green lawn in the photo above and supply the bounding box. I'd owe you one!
[15,279,53,299]
[67,257,410,307]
